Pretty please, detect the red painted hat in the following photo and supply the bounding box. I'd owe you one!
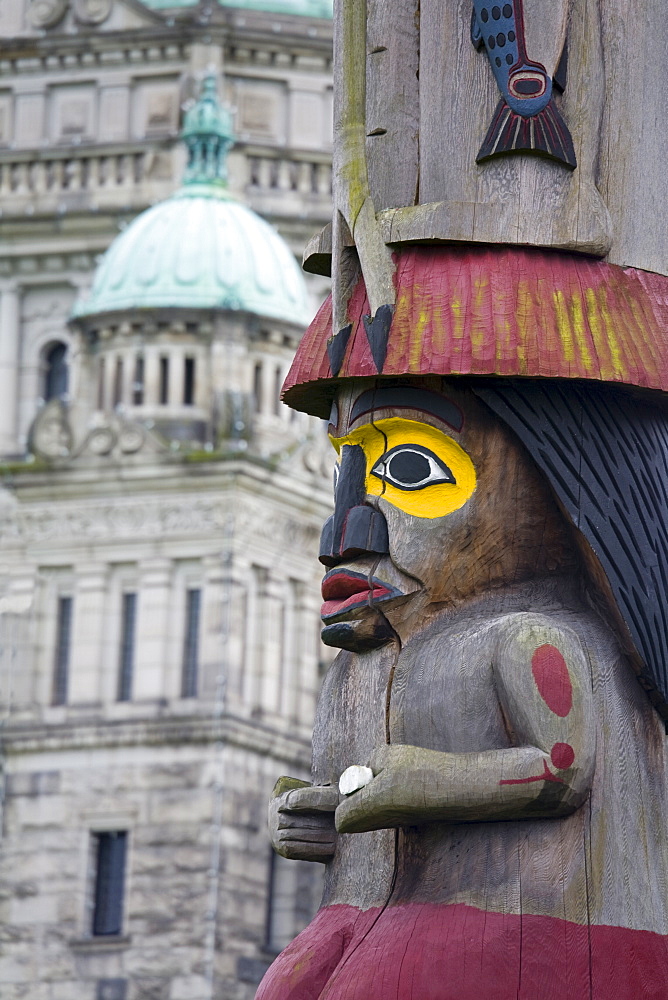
[283,245,668,417]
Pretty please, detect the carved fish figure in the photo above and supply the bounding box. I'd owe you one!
[471,0,576,167]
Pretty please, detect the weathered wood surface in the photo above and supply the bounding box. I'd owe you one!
[365,0,419,212]
[599,0,668,274]
[307,0,668,278]
[412,0,610,252]
[289,246,668,416]
[331,0,395,332]
[259,380,668,999]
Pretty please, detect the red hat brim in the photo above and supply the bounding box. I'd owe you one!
[284,245,668,417]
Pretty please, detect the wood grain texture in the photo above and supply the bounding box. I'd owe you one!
[416,0,610,255]
[259,382,668,999]
[311,643,398,911]
[365,0,419,212]
[600,0,668,274]
[302,222,335,277]
[476,379,668,716]
[312,0,667,279]
[332,0,395,331]
[283,246,668,418]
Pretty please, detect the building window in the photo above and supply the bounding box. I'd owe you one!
[113,358,123,408]
[52,595,73,705]
[253,362,262,412]
[132,356,144,405]
[274,365,282,416]
[43,342,69,401]
[159,357,169,404]
[91,831,128,937]
[183,357,195,406]
[181,588,201,698]
[117,593,137,702]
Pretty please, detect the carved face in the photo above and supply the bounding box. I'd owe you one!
[320,379,575,651]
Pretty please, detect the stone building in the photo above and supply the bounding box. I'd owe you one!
[0,3,333,999]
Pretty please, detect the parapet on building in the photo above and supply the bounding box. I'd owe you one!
[0,4,333,999]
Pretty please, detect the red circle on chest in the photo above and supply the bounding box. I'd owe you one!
[531,644,573,717]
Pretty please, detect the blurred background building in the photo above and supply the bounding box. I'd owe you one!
[0,2,333,998]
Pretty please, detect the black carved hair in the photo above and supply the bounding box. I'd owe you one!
[474,379,668,720]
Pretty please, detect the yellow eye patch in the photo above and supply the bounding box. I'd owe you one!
[331,417,476,519]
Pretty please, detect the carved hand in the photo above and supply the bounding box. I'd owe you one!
[335,743,452,833]
[269,777,339,863]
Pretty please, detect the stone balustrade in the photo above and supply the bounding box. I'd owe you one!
[0,143,333,222]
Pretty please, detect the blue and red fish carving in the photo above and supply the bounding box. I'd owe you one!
[471,0,576,168]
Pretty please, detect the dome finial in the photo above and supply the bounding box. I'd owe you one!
[181,71,235,186]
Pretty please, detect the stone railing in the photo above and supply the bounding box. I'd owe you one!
[0,142,332,224]
[0,143,175,215]
[247,152,332,198]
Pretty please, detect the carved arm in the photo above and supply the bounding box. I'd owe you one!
[336,617,596,834]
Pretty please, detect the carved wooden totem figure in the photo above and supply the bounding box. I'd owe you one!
[257,1,668,997]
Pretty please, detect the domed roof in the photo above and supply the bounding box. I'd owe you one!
[72,77,312,328]
[141,0,332,17]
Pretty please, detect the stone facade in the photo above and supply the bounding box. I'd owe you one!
[0,0,333,456]
[0,3,334,999]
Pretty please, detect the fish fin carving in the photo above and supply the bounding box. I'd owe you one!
[553,43,568,93]
[476,97,577,169]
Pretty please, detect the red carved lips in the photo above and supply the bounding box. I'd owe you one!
[320,569,402,620]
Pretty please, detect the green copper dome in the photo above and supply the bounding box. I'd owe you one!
[140,0,332,17]
[73,77,312,327]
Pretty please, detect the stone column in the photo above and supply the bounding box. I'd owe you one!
[133,558,172,700]
[259,569,285,716]
[261,359,276,416]
[143,347,160,406]
[169,350,184,407]
[69,563,108,705]
[1,567,36,711]
[279,578,298,720]
[0,284,20,456]
[295,582,321,729]
[122,348,136,407]
[198,553,225,702]
[242,563,265,711]
[194,346,209,410]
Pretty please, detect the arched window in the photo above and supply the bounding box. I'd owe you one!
[43,342,69,401]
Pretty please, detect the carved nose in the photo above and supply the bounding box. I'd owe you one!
[319,506,389,566]
[319,443,390,567]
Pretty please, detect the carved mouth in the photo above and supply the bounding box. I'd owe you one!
[320,568,403,621]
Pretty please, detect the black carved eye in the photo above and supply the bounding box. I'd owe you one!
[371,445,456,492]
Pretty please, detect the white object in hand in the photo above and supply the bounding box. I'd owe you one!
[339,765,374,796]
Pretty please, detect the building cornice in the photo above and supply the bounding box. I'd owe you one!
[0,709,312,767]
[0,11,331,79]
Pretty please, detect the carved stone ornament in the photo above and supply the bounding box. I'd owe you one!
[28,400,74,461]
[72,0,112,25]
[27,403,164,465]
[28,0,69,28]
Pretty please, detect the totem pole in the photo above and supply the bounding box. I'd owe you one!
[258,1,668,997]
